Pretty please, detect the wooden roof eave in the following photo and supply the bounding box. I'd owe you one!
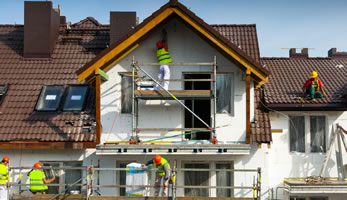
[78,7,268,83]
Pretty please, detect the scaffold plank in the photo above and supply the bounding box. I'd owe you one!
[134,128,211,132]
[135,90,212,100]
[11,194,86,199]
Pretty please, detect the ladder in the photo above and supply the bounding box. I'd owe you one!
[319,124,347,181]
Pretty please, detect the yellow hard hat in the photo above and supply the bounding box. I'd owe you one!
[310,71,318,78]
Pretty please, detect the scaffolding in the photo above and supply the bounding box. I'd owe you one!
[130,56,218,143]
[7,164,261,200]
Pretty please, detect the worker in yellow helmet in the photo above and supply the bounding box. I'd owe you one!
[302,71,327,100]
[0,156,10,200]
[154,29,172,90]
[28,162,55,194]
[143,155,170,196]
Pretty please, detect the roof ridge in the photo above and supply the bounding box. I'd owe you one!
[210,24,256,27]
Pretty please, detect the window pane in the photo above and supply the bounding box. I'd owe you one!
[290,116,305,152]
[290,197,305,200]
[119,163,127,196]
[184,163,209,197]
[216,163,233,197]
[310,116,326,153]
[121,75,133,113]
[36,86,64,111]
[42,163,60,194]
[216,74,232,114]
[63,86,89,111]
[63,162,82,193]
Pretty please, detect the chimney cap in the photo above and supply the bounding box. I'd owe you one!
[328,48,347,58]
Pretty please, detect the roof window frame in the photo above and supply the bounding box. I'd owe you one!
[62,84,90,111]
[35,85,65,112]
[0,84,9,106]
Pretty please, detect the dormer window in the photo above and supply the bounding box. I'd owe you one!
[36,85,64,111]
[0,84,9,105]
[36,85,90,112]
[63,85,89,111]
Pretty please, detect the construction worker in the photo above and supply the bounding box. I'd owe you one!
[0,156,9,200]
[143,155,170,196]
[154,29,172,90]
[28,162,55,194]
[302,71,327,100]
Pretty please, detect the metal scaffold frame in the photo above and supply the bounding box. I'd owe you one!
[130,56,218,143]
[7,165,261,199]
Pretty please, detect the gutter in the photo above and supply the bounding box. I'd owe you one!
[267,103,347,111]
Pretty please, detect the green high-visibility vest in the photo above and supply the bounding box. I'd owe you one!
[153,157,170,176]
[157,48,172,64]
[0,164,8,185]
[29,170,48,191]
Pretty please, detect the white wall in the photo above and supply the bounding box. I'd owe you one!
[268,111,347,200]
[100,17,255,144]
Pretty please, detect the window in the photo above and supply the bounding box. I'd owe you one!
[216,74,232,114]
[310,116,326,152]
[290,197,306,200]
[290,116,305,152]
[216,163,233,197]
[36,85,90,112]
[289,116,326,153]
[0,84,9,105]
[36,86,64,111]
[41,161,83,194]
[184,163,209,197]
[63,86,89,111]
[121,74,133,114]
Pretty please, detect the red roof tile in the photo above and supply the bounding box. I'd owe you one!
[261,57,347,110]
[0,24,99,142]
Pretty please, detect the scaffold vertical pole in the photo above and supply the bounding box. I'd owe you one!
[213,55,217,139]
[132,56,136,138]
[257,167,261,199]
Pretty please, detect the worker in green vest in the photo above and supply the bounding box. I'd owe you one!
[28,162,55,194]
[0,156,10,200]
[154,29,172,90]
[143,154,170,196]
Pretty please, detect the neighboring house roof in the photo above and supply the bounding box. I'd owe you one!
[261,57,347,110]
[76,0,269,84]
[0,24,101,145]
[251,88,271,143]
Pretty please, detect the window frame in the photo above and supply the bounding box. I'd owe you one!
[62,85,90,111]
[119,72,133,114]
[35,85,65,111]
[289,115,327,153]
[215,73,234,115]
[40,161,83,194]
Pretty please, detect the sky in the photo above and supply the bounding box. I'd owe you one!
[0,0,346,57]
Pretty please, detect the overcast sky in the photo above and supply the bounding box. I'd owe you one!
[1,0,346,57]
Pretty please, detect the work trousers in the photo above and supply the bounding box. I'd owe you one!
[0,185,7,200]
[155,65,170,90]
[154,173,169,197]
[306,85,323,99]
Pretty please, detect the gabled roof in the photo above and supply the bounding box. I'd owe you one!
[0,24,101,144]
[76,0,269,84]
[261,57,347,110]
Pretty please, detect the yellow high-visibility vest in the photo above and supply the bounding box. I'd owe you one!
[153,157,170,176]
[0,164,8,185]
[29,170,48,191]
[157,48,172,64]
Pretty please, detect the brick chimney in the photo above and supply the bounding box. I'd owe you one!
[289,48,308,59]
[110,12,136,45]
[24,1,60,58]
[328,48,347,58]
